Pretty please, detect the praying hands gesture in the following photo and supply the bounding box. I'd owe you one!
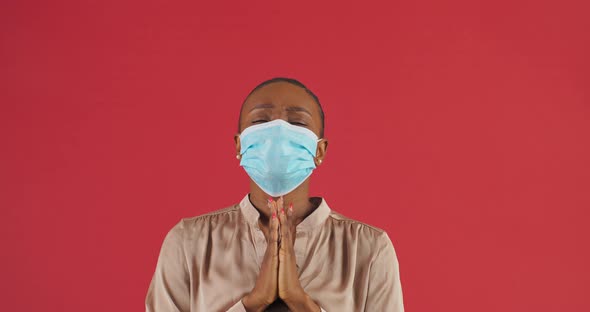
[241,196,321,312]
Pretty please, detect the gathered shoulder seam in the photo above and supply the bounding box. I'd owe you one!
[328,211,386,234]
[181,204,240,223]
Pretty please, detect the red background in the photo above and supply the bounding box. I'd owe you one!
[1,0,588,311]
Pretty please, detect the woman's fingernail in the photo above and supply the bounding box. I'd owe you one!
[272,212,276,219]
[289,203,293,212]
[281,208,285,214]
[268,197,273,203]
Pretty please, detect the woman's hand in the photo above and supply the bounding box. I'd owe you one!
[242,198,280,312]
[243,196,321,312]
[277,198,304,301]
[277,198,321,311]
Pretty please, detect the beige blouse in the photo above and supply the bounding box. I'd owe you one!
[145,193,404,311]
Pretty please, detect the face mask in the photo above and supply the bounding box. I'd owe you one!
[238,119,322,197]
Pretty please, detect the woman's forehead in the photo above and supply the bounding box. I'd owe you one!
[242,82,319,115]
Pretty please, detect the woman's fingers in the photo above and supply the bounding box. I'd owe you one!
[277,196,284,245]
[287,202,294,228]
[278,197,292,248]
[269,196,296,251]
[277,196,284,210]
[268,198,280,249]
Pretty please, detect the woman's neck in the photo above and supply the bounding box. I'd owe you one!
[249,180,320,229]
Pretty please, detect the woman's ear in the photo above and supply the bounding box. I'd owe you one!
[315,138,328,166]
[234,134,241,159]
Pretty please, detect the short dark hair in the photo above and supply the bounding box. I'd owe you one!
[238,77,325,138]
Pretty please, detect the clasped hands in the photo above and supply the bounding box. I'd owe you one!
[242,196,320,312]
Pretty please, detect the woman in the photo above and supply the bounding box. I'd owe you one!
[145,78,404,311]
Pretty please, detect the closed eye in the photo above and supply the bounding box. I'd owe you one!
[252,120,307,127]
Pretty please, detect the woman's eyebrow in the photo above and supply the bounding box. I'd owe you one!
[249,103,312,116]
[249,103,274,112]
[285,106,312,116]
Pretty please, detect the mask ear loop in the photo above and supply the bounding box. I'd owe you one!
[236,134,243,159]
[315,138,323,164]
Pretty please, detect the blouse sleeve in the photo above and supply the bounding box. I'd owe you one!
[145,220,191,312]
[225,299,247,312]
[364,232,404,312]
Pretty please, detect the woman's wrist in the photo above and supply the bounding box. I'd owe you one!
[283,290,321,312]
[242,292,267,312]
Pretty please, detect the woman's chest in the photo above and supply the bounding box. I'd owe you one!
[186,235,372,311]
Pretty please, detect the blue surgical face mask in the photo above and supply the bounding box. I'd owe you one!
[238,119,322,197]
